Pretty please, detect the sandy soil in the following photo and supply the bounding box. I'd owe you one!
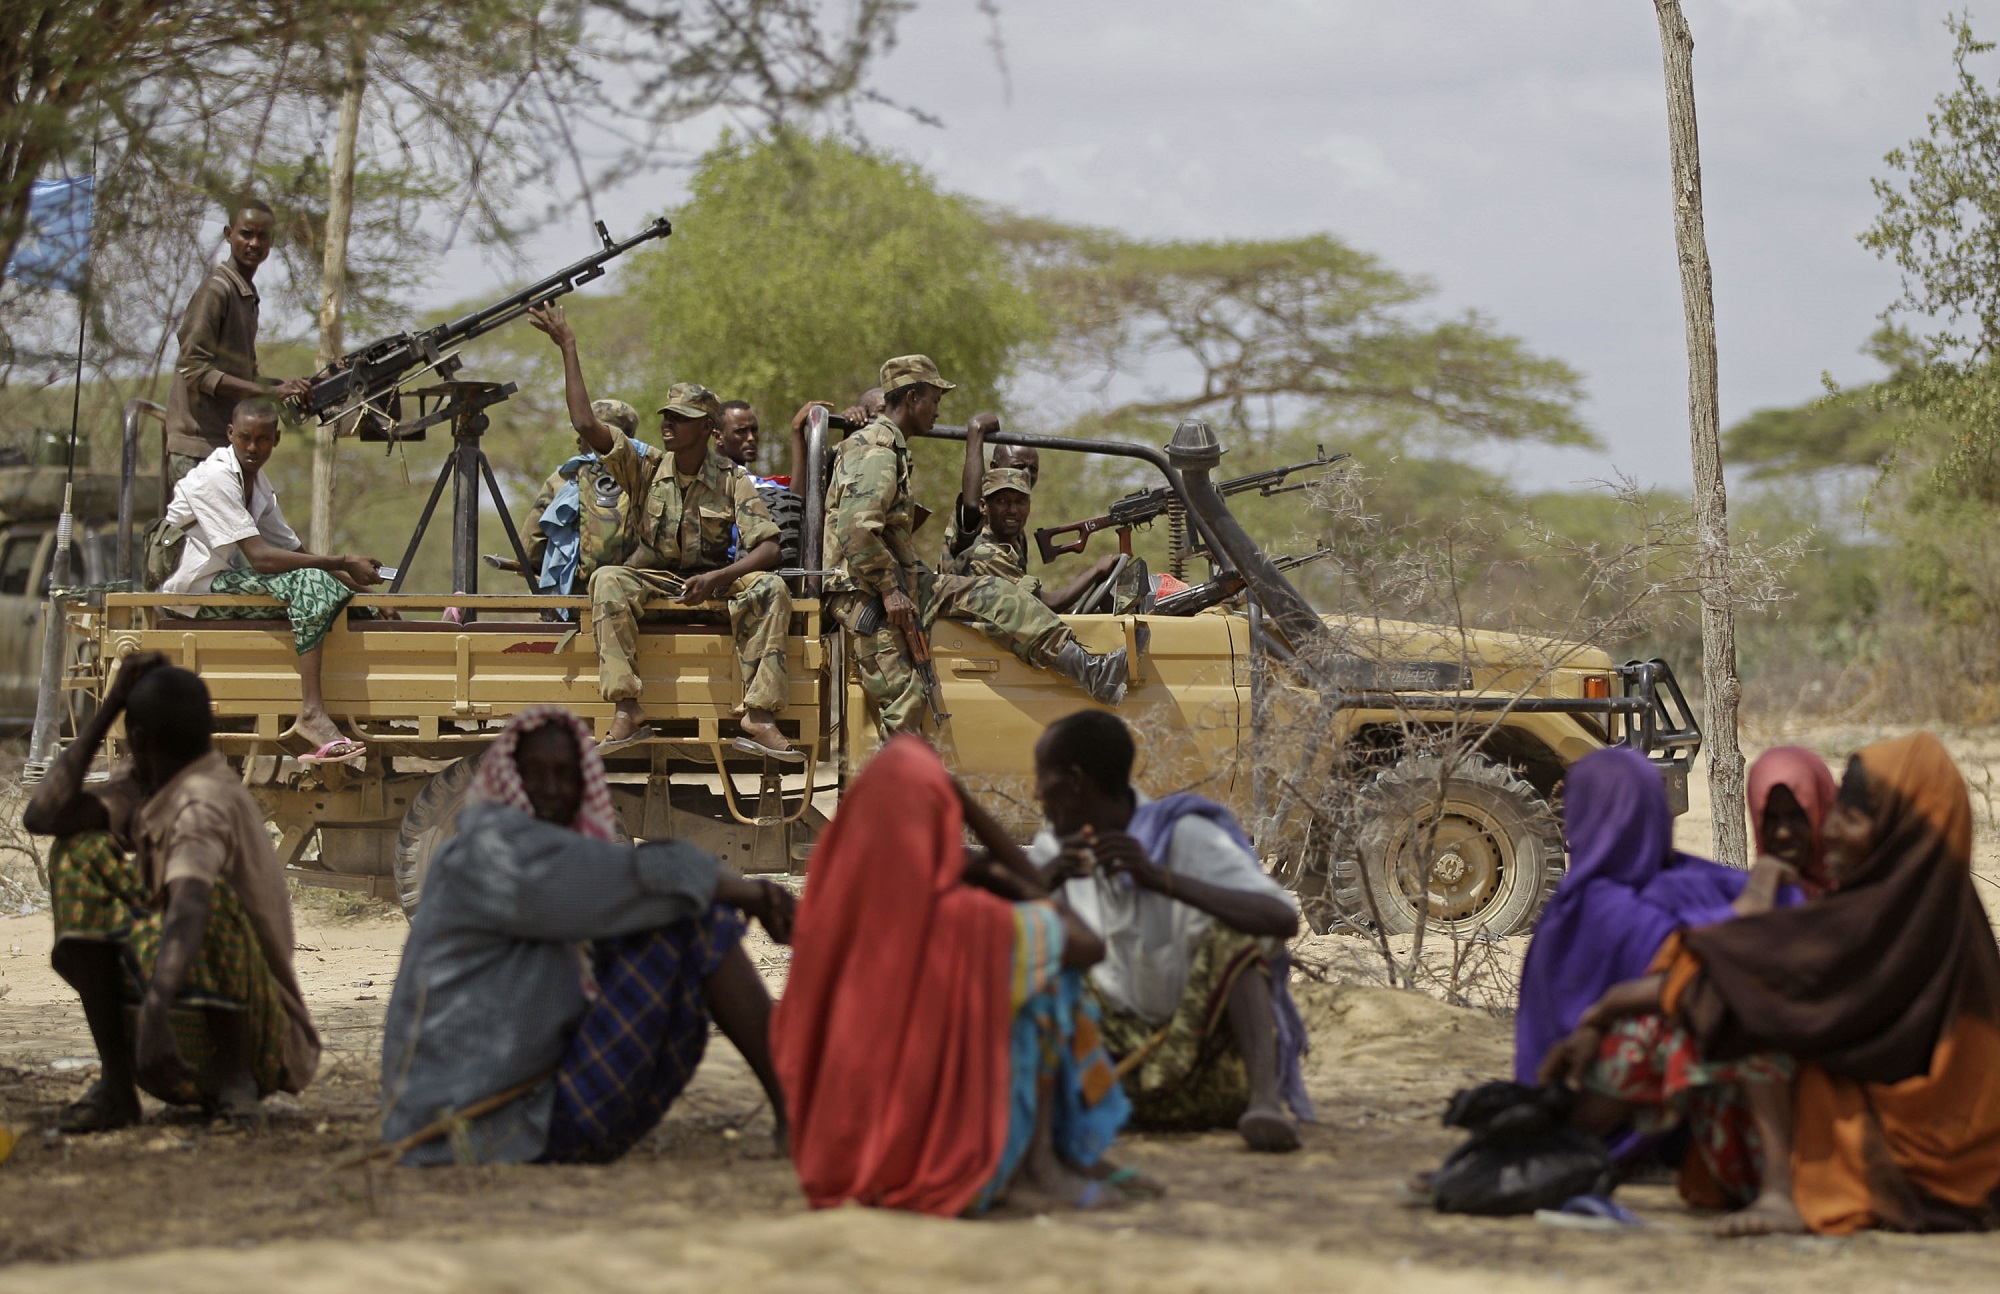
[1,731,1999,1290]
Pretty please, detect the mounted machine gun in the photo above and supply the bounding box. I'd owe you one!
[1033,446,1348,575]
[300,217,671,438]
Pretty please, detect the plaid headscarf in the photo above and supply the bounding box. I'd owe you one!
[470,705,619,840]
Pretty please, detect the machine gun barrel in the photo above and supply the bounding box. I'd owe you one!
[302,217,673,426]
[1034,447,1349,564]
[1152,546,1334,617]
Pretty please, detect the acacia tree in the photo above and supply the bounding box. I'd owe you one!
[996,217,1594,452]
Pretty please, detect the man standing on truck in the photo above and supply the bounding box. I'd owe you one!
[146,199,313,585]
[821,354,1132,738]
[23,652,320,1132]
[527,304,797,761]
[1029,710,1310,1154]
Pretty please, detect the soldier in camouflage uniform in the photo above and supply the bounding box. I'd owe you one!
[821,354,1132,738]
[528,304,797,760]
[947,466,1125,616]
[941,409,1039,565]
[521,398,653,598]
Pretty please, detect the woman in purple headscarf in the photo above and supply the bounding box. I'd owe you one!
[1515,747,1794,1084]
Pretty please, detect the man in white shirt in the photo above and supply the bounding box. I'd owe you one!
[1028,710,1310,1152]
[163,398,385,758]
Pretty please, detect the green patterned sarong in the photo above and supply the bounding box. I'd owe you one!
[1089,923,1270,1130]
[192,566,355,655]
[49,831,290,1104]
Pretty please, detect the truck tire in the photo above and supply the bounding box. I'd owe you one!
[393,756,482,920]
[761,484,803,569]
[1346,754,1564,938]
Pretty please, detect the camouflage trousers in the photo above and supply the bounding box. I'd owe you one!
[827,568,1073,739]
[591,566,792,715]
[1090,924,1273,1131]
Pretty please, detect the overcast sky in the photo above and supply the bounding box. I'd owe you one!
[429,1,1993,490]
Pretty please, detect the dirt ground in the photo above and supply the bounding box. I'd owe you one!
[1,731,1999,1291]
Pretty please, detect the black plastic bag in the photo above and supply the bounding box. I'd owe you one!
[1429,1080,1614,1216]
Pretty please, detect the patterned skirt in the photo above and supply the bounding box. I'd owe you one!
[49,831,290,1103]
[1583,1012,1795,1207]
[193,566,357,655]
[974,903,1131,1213]
[539,903,746,1164]
[1090,923,1271,1131]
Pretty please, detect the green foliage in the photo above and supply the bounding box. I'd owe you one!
[633,133,1045,419]
[994,216,1595,452]
[1721,393,1904,480]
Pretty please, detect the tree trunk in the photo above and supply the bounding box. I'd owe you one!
[312,20,369,554]
[1652,0,1747,868]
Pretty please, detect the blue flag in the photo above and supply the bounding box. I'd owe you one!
[8,175,94,293]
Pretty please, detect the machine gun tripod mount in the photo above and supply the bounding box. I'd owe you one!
[382,375,534,607]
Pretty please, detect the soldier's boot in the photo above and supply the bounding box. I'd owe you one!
[1055,642,1129,706]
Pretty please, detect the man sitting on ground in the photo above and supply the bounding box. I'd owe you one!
[1030,710,1312,1152]
[161,397,384,761]
[528,303,796,759]
[380,706,795,1164]
[23,653,321,1132]
[522,397,654,600]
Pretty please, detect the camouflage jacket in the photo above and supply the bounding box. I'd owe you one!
[944,524,1040,597]
[522,445,656,592]
[822,414,921,596]
[600,430,777,574]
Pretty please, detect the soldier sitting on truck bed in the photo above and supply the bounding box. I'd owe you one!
[528,303,797,761]
[23,652,321,1133]
[821,354,1132,739]
[521,398,653,600]
[948,413,1123,614]
[161,397,386,763]
[941,410,1041,565]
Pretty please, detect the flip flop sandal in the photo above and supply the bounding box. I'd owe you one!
[296,739,367,766]
[595,725,655,755]
[731,736,806,763]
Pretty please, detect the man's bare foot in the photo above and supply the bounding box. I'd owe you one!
[287,712,344,752]
[1715,1193,1808,1238]
[1238,1106,1302,1153]
[734,710,803,762]
[601,701,648,749]
[58,1079,141,1134]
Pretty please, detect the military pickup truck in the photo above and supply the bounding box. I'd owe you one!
[50,415,1699,937]
[0,465,158,730]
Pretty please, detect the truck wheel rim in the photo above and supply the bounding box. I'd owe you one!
[1389,802,1510,924]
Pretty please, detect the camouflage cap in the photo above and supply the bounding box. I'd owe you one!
[879,354,957,396]
[656,382,721,421]
[981,467,1033,498]
[591,398,640,435]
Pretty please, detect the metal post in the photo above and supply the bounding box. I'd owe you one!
[1248,598,1269,839]
[451,410,479,597]
[117,399,164,585]
[26,493,75,768]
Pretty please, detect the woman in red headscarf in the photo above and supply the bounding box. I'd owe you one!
[772,736,1138,1216]
[1746,747,1838,896]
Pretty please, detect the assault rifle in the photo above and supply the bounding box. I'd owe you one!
[1153,547,1335,617]
[1034,446,1348,564]
[300,218,673,434]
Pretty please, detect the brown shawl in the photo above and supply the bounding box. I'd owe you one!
[1676,733,2000,1085]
